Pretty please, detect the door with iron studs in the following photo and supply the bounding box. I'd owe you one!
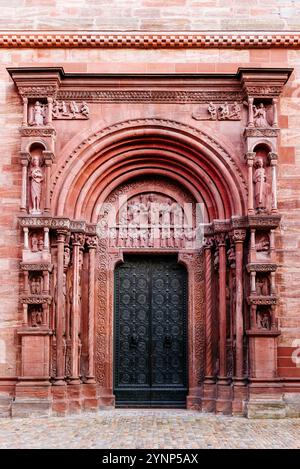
[114,255,188,407]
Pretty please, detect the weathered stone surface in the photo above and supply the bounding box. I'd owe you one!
[247,398,287,419]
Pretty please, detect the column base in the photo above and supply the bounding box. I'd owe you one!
[201,378,216,413]
[246,378,284,418]
[67,383,83,414]
[12,381,52,418]
[186,387,202,410]
[52,383,68,415]
[232,378,248,416]
[216,378,232,415]
[82,383,100,411]
[98,387,115,408]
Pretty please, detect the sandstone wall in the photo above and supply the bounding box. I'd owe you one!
[0,1,299,381]
[0,0,300,31]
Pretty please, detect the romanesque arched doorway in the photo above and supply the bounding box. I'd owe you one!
[9,67,291,417]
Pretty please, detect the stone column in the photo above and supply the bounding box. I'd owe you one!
[216,233,227,379]
[269,152,278,212]
[247,97,254,127]
[86,235,98,383]
[43,151,54,213]
[54,230,68,385]
[233,229,246,378]
[202,237,215,412]
[245,152,256,214]
[20,153,30,212]
[272,98,278,128]
[69,232,85,384]
[22,97,28,126]
[47,97,53,124]
[23,227,29,250]
[215,232,231,414]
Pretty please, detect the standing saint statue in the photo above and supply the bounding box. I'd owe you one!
[30,155,44,213]
[253,158,267,212]
[32,101,45,126]
[253,103,269,128]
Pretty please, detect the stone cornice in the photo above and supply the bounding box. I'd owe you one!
[1,31,300,49]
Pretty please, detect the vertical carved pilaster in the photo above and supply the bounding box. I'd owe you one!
[269,152,278,212]
[47,97,53,124]
[43,151,54,213]
[86,235,98,383]
[245,152,256,214]
[272,97,278,128]
[215,232,227,379]
[247,97,254,127]
[54,229,68,385]
[22,97,28,126]
[69,232,85,384]
[204,237,214,381]
[233,229,246,379]
[20,152,30,212]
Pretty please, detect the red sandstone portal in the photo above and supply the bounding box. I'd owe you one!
[5,67,292,417]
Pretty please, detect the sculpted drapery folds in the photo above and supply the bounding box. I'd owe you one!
[29,155,44,214]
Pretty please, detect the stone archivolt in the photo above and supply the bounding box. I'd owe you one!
[6,66,293,418]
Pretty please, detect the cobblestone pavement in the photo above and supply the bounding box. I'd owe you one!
[0,410,299,449]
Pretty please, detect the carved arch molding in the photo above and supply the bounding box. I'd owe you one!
[8,67,292,417]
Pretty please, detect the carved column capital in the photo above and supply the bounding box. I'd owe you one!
[56,230,68,243]
[245,152,256,165]
[203,236,214,249]
[268,152,278,166]
[232,229,246,243]
[20,151,30,166]
[86,235,98,250]
[214,232,226,246]
[71,232,85,247]
[42,150,55,164]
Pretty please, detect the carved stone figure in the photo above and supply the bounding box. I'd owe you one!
[52,99,59,118]
[61,101,68,116]
[208,102,217,120]
[30,276,41,294]
[70,101,79,117]
[64,246,71,270]
[257,310,271,330]
[230,101,241,119]
[253,103,269,128]
[31,308,43,327]
[31,233,39,252]
[219,102,229,120]
[256,234,270,252]
[80,101,89,117]
[253,158,267,212]
[32,101,45,126]
[38,237,44,251]
[29,155,44,213]
[256,277,269,296]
